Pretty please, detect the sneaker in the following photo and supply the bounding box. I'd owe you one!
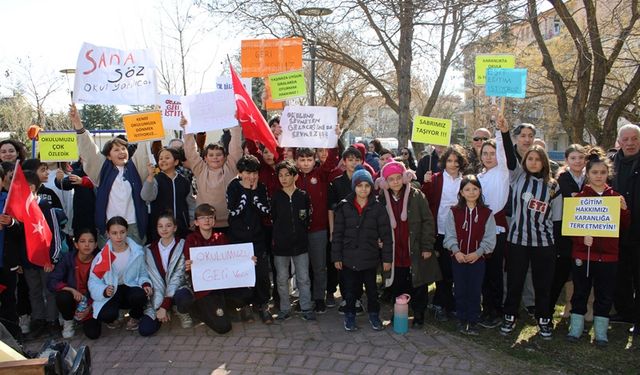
[538,318,553,340]
[240,306,255,323]
[301,310,316,321]
[457,321,467,334]
[106,319,124,330]
[610,314,634,324]
[355,300,364,316]
[275,311,291,321]
[500,315,516,335]
[344,313,358,332]
[314,300,326,314]
[61,320,75,339]
[478,315,501,329]
[19,315,30,334]
[434,306,449,322]
[176,312,193,329]
[465,324,480,336]
[126,318,139,331]
[338,300,347,315]
[325,295,336,308]
[368,313,384,331]
[260,308,274,325]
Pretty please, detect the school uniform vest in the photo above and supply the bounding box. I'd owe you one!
[450,205,492,255]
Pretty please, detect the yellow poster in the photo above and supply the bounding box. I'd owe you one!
[411,116,452,146]
[475,54,516,85]
[561,196,621,238]
[38,132,78,162]
[122,111,164,142]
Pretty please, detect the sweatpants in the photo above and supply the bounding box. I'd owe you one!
[432,234,455,312]
[90,285,147,339]
[55,290,101,339]
[308,230,327,301]
[23,268,57,322]
[390,267,427,321]
[342,267,379,314]
[138,288,193,336]
[482,233,505,317]
[503,243,556,320]
[614,244,640,323]
[571,261,617,317]
[452,259,485,324]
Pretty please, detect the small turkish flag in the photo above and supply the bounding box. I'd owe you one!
[230,63,279,158]
[93,243,116,279]
[4,164,52,267]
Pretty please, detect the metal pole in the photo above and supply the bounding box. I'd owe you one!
[310,42,316,106]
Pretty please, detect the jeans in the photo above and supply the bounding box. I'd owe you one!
[274,254,312,312]
[308,230,327,301]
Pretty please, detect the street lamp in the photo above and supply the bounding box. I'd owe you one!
[60,68,76,101]
[296,7,333,106]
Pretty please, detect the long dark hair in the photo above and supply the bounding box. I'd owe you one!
[455,175,487,209]
[400,147,417,170]
[522,145,554,184]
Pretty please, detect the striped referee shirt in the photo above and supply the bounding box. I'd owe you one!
[508,165,562,247]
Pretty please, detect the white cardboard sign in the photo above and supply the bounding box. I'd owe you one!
[180,91,238,134]
[189,243,255,292]
[278,106,338,148]
[158,95,183,131]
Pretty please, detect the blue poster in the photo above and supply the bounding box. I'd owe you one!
[485,68,527,98]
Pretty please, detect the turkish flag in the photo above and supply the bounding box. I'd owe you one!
[230,64,279,158]
[92,243,115,279]
[4,164,52,267]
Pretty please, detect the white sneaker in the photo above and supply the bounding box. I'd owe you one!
[19,315,30,334]
[62,320,75,339]
[177,312,193,329]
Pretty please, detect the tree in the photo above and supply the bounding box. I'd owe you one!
[80,105,122,130]
[0,94,35,146]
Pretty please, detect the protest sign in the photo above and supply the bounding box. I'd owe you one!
[240,38,303,77]
[122,111,164,142]
[485,68,527,98]
[180,91,238,134]
[73,42,157,105]
[189,243,256,292]
[279,106,338,148]
[268,70,306,101]
[158,95,182,131]
[264,79,285,110]
[561,196,621,238]
[38,132,78,162]
[411,116,452,146]
[215,76,252,93]
[474,54,516,85]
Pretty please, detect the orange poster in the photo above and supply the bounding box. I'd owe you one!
[263,79,284,111]
[241,38,303,78]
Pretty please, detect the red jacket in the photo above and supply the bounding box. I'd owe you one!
[296,148,339,232]
[450,205,493,256]
[571,184,630,262]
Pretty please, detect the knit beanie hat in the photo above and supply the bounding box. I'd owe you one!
[381,161,406,180]
[374,161,415,229]
[351,165,373,190]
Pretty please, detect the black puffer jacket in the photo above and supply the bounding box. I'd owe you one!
[271,188,310,256]
[331,192,393,271]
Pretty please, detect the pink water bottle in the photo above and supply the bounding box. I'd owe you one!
[393,294,411,334]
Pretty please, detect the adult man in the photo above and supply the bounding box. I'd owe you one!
[611,124,640,338]
[466,127,492,174]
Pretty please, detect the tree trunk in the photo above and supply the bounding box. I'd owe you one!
[396,0,415,150]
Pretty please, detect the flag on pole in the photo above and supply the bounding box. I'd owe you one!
[3,164,52,267]
[92,243,115,279]
[230,63,279,158]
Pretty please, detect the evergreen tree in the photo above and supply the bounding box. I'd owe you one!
[80,104,121,130]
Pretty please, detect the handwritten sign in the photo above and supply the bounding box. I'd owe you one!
[240,38,303,78]
[279,106,338,148]
[561,197,621,238]
[38,132,78,162]
[122,111,164,142]
[474,54,515,85]
[268,70,306,101]
[180,91,238,134]
[73,42,157,105]
[215,76,251,93]
[485,68,527,98]
[189,243,256,291]
[411,116,452,146]
[264,79,285,110]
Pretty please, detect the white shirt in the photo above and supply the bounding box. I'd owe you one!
[112,247,131,285]
[437,170,462,235]
[158,238,175,272]
[478,130,510,233]
[106,166,137,225]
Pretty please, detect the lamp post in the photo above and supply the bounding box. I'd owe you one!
[296,7,332,106]
[60,68,76,101]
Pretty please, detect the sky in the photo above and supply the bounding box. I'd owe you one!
[0,0,242,112]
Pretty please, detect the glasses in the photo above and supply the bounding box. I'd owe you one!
[473,137,489,142]
[196,215,215,221]
[402,152,409,156]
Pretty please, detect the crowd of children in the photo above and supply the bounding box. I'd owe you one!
[0,105,638,351]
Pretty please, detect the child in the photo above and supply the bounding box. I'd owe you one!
[567,147,630,346]
[181,117,242,231]
[295,147,339,312]
[54,161,96,235]
[498,119,562,339]
[139,213,193,336]
[22,159,62,209]
[70,105,150,245]
[332,166,392,331]
[421,144,468,321]
[47,228,101,339]
[443,175,496,335]
[376,161,440,328]
[183,204,252,334]
[271,161,314,321]
[88,216,152,338]
[226,155,273,324]
[141,147,195,241]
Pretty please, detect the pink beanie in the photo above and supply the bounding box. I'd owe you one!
[374,161,415,229]
[381,161,406,180]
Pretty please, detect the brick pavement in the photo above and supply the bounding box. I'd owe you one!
[26,309,550,374]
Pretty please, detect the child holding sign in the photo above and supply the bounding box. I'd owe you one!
[567,147,630,346]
